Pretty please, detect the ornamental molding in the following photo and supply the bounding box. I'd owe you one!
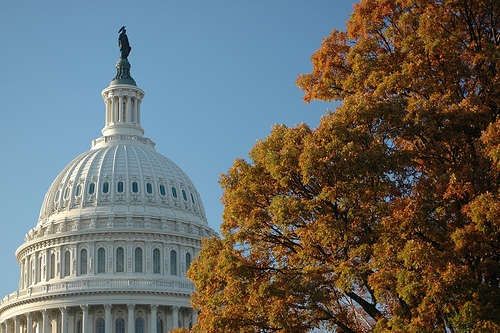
[17,229,203,261]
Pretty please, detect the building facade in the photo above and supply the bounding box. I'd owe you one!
[0,32,214,333]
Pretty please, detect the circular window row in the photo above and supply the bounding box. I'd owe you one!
[55,182,196,204]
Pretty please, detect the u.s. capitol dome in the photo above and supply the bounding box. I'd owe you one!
[0,28,215,333]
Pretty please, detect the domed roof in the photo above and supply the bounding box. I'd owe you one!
[36,56,208,228]
[2,32,212,330]
[38,137,207,227]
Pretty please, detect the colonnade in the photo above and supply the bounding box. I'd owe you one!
[0,304,194,333]
[105,93,141,125]
[102,85,144,130]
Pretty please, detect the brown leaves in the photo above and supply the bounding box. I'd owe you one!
[296,29,352,103]
[190,0,500,332]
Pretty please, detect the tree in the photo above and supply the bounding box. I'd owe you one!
[188,0,500,332]
[169,329,190,333]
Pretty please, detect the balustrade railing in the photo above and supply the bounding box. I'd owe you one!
[0,278,194,308]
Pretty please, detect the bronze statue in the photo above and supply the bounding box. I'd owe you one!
[118,26,131,59]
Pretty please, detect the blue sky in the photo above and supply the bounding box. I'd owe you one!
[0,1,355,298]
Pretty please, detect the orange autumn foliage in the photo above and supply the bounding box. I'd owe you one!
[188,0,500,332]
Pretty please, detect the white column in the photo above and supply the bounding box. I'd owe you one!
[111,96,116,122]
[29,258,33,286]
[137,100,141,125]
[106,98,111,124]
[43,249,50,282]
[172,307,179,330]
[58,246,63,279]
[13,317,19,333]
[34,252,40,284]
[88,310,94,333]
[60,308,67,333]
[80,306,88,333]
[125,96,131,123]
[26,313,33,333]
[38,254,44,283]
[132,98,137,124]
[150,305,157,333]
[118,95,123,122]
[23,257,28,288]
[5,319,11,333]
[127,305,134,333]
[68,311,75,333]
[20,260,25,289]
[104,305,112,333]
[31,257,35,285]
[41,310,48,333]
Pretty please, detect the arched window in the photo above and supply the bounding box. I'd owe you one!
[146,183,153,194]
[153,248,161,274]
[115,318,125,333]
[186,252,192,272]
[64,251,71,276]
[156,319,163,333]
[97,248,106,273]
[171,187,177,198]
[64,187,71,199]
[89,183,95,195]
[75,184,82,197]
[80,249,88,275]
[135,248,143,273]
[96,318,105,333]
[50,253,55,279]
[77,320,82,333]
[190,193,195,204]
[135,318,145,333]
[159,185,166,196]
[170,250,177,275]
[116,247,124,273]
[182,189,187,201]
[117,181,124,193]
[132,181,139,193]
[102,182,109,194]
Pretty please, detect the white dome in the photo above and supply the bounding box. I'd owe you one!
[0,33,209,332]
[38,138,207,227]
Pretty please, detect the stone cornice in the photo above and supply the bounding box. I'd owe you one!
[91,134,154,149]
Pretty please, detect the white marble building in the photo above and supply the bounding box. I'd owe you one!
[0,33,215,333]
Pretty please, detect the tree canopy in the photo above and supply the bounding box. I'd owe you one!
[187,0,500,332]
